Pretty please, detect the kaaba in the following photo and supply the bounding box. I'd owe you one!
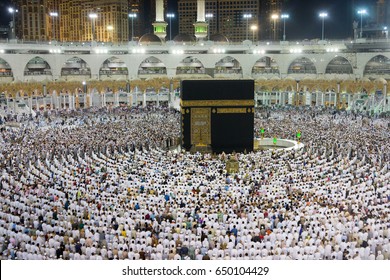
[180,80,254,153]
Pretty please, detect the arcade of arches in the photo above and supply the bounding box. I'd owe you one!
[0,77,387,100]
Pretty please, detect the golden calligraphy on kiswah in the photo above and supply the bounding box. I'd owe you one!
[217,108,248,114]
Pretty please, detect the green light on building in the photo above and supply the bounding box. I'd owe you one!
[195,26,207,33]
[154,26,166,33]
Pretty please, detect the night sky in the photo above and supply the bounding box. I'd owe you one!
[0,0,380,40]
[282,0,379,40]
[0,0,13,27]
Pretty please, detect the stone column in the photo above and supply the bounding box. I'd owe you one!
[56,92,60,109]
[336,82,340,109]
[72,93,76,110]
[288,92,293,105]
[29,96,33,113]
[36,96,39,111]
[383,84,387,112]
[305,92,311,106]
[13,94,17,113]
[129,92,133,107]
[169,79,174,107]
[143,91,147,107]
[68,93,72,110]
[50,95,54,110]
[115,92,120,107]
[43,96,47,111]
[134,90,137,106]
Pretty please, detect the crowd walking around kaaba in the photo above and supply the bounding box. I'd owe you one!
[0,105,389,260]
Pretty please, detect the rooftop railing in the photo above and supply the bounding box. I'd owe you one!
[0,38,388,48]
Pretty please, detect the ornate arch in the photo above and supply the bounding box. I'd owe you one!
[325,56,353,74]
[99,57,128,79]
[214,56,242,76]
[0,57,13,79]
[288,57,317,74]
[24,56,52,76]
[252,56,280,75]
[61,57,91,79]
[363,55,390,77]
[176,56,206,76]
[138,56,167,77]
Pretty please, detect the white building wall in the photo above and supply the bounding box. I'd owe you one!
[0,43,389,82]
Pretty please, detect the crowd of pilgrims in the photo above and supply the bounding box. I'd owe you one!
[0,105,389,260]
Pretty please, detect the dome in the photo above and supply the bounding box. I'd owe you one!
[173,34,196,43]
[210,33,229,43]
[139,33,162,45]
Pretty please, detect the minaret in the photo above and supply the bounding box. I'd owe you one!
[194,0,208,41]
[152,0,168,41]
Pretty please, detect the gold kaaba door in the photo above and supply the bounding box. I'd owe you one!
[191,108,211,145]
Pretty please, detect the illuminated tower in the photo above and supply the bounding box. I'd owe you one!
[152,0,168,41]
[193,0,207,40]
[178,0,259,42]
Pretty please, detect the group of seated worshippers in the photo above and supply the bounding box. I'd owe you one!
[0,105,389,260]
